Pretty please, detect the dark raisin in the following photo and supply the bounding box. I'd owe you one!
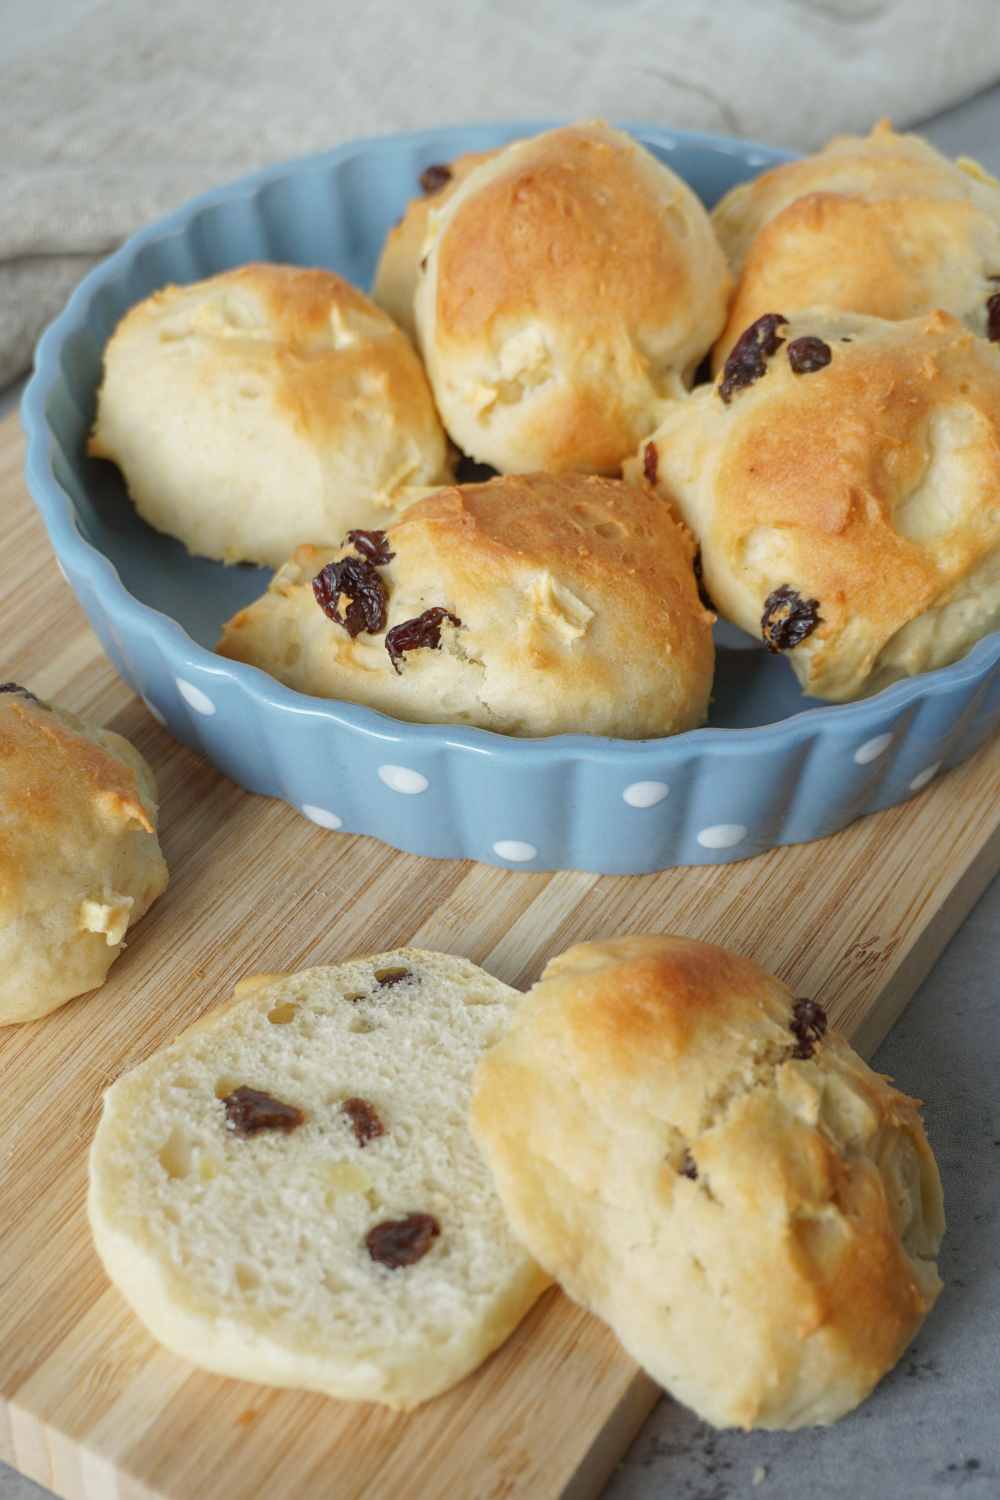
[680,1150,698,1181]
[718,312,787,403]
[345,529,394,567]
[374,966,411,987]
[787,336,832,374]
[342,1097,385,1147]
[643,441,658,485]
[420,163,453,195]
[222,1086,305,1137]
[693,549,714,612]
[385,607,462,674]
[987,292,1000,342]
[789,998,828,1061]
[0,682,40,704]
[312,557,387,638]
[366,1212,440,1268]
[761,586,822,652]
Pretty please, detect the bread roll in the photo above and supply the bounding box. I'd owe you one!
[414,121,731,474]
[89,263,452,567]
[89,949,550,1409]
[373,150,496,341]
[0,685,168,1024]
[472,934,944,1430]
[713,121,1000,364]
[627,309,1000,701]
[217,472,714,738]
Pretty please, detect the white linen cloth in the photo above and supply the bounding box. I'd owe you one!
[4,0,1000,385]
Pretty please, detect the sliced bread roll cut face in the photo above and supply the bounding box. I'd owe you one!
[88,949,550,1409]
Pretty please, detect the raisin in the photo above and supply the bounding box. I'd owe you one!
[346,529,394,567]
[987,292,1000,342]
[643,441,658,485]
[420,163,453,195]
[693,549,714,612]
[312,556,387,638]
[385,607,461,673]
[789,998,828,1061]
[787,336,832,374]
[366,1212,440,1268]
[374,966,411,988]
[342,1097,385,1146]
[0,682,39,704]
[761,586,821,652]
[680,1150,698,1181]
[719,312,787,404]
[222,1086,305,1137]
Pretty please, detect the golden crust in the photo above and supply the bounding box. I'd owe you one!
[628,309,1000,700]
[414,122,731,474]
[88,264,452,568]
[217,472,714,739]
[372,150,496,340]
[0,692,168,1023]
[471,935,944,1430]
[712,121,1000,364]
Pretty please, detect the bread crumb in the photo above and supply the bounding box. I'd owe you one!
[753,1465,768,1487]
[237,1410,256,1427]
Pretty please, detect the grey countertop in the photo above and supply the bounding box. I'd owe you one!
[3,41,999,1500]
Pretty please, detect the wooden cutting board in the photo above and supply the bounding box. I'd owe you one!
[1,408,998,1500]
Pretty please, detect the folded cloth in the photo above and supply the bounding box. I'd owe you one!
[5,0,1000,387]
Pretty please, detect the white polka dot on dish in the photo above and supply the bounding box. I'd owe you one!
[909,762,942,792]
[301,804,343,830]
[493,840,537,863]
[623,780,670,808]
[176,678,216,716]
[696,824,747,850]
[853,733,893,765]
[378,764,428,795]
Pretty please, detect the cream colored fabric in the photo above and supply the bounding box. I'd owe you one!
[472,935,945,1431]
[0,687,168,1024]
[89,264,451,567]
[217,473,715,739]
[5,0,1000,386]
[89,949,550,1410]
[626,309,1000,701]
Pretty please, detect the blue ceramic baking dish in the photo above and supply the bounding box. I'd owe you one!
[22,122,1000,874]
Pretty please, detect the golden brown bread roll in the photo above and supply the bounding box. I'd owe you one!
[627,308,1000,701]
[0,685,168,1024]
[372,151,497,341]
[713,121,1000,365]
[217,472,714,738]
[413,121,731,474]
[89,264,452,567]
[472,934,944,1430]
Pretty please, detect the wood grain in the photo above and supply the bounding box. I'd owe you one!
[0,411,997,1500]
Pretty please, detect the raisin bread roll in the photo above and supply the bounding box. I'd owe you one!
[713,121,1000,365]
[373,150,496,341]
[0,684,168,1024]
[413,121,731,474]
[89,264,452,568]
[216,472,714,738]
[88,950,550,1410]
[627,309,1000,701]
[471,935,944,1431]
